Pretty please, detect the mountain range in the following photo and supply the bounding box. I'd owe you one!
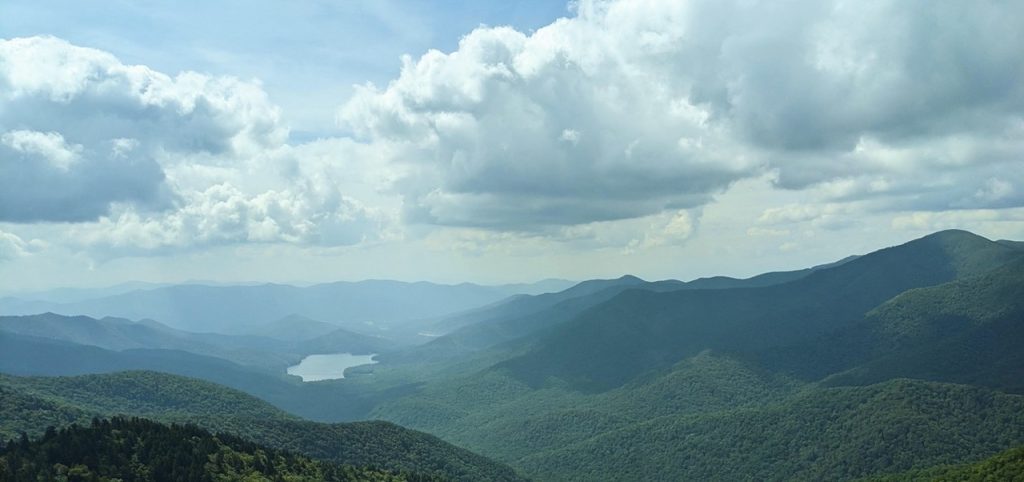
[368,230,1024,480]
[0,278,575,335]
[0,371,523,481]
[2,229,1023,480]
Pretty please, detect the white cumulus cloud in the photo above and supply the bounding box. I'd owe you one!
[0,35,286,222]
[339,0,1024,232]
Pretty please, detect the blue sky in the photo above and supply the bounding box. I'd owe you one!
[0,0,569,138]
[1,0,1022,292]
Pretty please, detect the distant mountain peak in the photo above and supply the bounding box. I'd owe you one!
[919,228,989,243]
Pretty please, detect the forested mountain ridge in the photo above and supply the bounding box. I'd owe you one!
[3,229,1023,481]
[868,444,1024,481]
[513,379,1024,481]
[0,417,442,481]
[423,255,860,343]
[369,230,1024,480]
[0,313,401,421]
[495,229,1022,391]
[0,371,525,481]
[390,257,856,365]
[0,331,347,419]
[760,255,1024,391]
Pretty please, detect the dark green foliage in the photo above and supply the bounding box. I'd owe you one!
[400,259,840,365]
[0,372,525,482]
[373,352,803,463]
[761,256,1024,391]
[5,229,1024,481]
[0,416,437,481]
[372,230,1024,480]
[0,386,94,440]
[0,371,291,427]
[869,444,1024,481]
[514,380,1024,481]
[496,230,1021,392]
[387,276,653,365]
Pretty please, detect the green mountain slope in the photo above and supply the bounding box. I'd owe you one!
[869,444,1024,481]
[407,259,853,364]
[0,331,422,422]
[498,230,1022,391]
[515,379,1024,481]
[0,417,437,481]
[395,276,655,364]
[760,256,1024,391]
[374,351,804,463]
[0,371,524,481]
[371,230,1024,480]
[369,260,855,396]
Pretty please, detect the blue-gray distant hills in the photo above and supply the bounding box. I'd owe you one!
[0,279,574,335]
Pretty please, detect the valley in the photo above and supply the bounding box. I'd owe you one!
[3,229,1024,480]
[4,2,1019,478]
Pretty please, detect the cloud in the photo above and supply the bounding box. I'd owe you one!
[70,182,390,254]
[0,228,44,261]
[0,35,286,222]
[0,230,27,260]
[61,134,401,255]
[891,208,1024,234]
[6,0,1024,262]
[340,0,1024,231]
[340,19,752,230]
[624,210,695,252]
[0,36,394,256]
[1,130,81,171]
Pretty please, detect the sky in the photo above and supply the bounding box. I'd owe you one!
[1,0,1023,293]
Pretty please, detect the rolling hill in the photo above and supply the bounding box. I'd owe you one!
[390,259,860,367]
[5,229,1022,480]
[496,229,1022,391]
[0,330,397,421]
[369,230,1024,480]
[871,444,1024,481]
[0,371,524,481]
[758,255,1024,392]
[514,379,1024,481]
[0,312,418,421]
[0,416,437,481]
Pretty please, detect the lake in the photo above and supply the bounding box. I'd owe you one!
[287,352,378,382]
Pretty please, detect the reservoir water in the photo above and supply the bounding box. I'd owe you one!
[287,352,377,382]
